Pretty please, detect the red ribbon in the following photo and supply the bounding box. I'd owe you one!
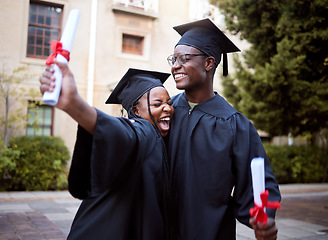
[249,190,281,224]
[45,40,70,66]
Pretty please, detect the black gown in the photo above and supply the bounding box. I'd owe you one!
[167,93,281,240]
[67,110,167,240]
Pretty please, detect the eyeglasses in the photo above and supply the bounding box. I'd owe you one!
[167,53,207,67]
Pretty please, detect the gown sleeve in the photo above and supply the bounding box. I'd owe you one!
[68,109,139,199]
[230,113,281,226]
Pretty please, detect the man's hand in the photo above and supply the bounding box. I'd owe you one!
[249,217,278,240]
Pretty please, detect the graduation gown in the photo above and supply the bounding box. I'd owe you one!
[67,110,167,240]
[167,93,281,240]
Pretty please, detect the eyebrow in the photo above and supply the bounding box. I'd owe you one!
[175,50,203,55]
[151,98,172,102]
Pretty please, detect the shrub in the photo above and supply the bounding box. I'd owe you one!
[4,135,70,191]
[0,141,20,190]
[264,143,328,184]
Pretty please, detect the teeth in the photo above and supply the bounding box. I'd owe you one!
[175,74,185,79]
[160,117,170,121]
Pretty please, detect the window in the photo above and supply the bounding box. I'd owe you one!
[27,103,53,136]
[27,1,63,59]
[122,34,144,55]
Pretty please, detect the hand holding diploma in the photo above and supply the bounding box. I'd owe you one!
[39,61,97,135]
[249,157,281,239]
[42,9,80,106]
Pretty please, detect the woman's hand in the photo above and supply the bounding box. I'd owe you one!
[39,61,97,134]
[39,60,78,112]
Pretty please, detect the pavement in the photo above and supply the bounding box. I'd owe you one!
[0,184,327,240]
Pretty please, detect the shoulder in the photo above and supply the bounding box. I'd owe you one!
[94,109,159,140]
[129,117,162,140]
[171,93,187,108]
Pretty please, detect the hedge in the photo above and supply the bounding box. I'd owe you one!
[264,143,328,184]
[1,135,70,191]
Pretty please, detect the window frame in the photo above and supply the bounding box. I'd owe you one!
[26,102,54,136]
[26,0,64,60]
[116,27,151,61]
[122,33,144,55]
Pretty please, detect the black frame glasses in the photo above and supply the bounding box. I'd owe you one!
[167,53,207,66]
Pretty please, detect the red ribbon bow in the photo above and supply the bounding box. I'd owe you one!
[45,40,70,66]
[249,190,281,224]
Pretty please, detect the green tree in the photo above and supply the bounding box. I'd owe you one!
[211,0,328,144]
[0,61,40,146]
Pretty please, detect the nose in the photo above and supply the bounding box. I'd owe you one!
[163,103,172,112]
[172,59,182,68]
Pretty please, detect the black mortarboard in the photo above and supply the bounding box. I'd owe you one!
[105,68,170,111]
[173,18,240,76]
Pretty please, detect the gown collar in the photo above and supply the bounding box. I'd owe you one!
[173,92,238,118]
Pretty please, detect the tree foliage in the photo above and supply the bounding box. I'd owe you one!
[211,0,328,142]
[0,61,40,146]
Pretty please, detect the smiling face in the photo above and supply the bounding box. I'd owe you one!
[171,45,209,91]
[133,86,174,137]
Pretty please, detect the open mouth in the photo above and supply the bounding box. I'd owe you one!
[158,116,171,132]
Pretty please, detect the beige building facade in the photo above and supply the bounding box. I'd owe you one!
[0,0,245,154]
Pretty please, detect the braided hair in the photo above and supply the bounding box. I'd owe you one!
[128,88,178,240]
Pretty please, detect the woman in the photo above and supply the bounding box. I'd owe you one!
[39,62,177,240]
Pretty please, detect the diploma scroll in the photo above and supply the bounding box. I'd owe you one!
[251,157,265,207]
[42,9,80,106]
[249,157,281,223]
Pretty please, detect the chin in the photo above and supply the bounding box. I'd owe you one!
[161,131,168,137]
[175,83,186,90]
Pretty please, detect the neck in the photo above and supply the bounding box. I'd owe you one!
[184,85,215,103]
[184,69,216,103]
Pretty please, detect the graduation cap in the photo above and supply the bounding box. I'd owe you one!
[105,68,170,111]
[173,18,240,76]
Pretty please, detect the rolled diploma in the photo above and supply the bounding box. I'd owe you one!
[42,9,80,106]
[251,157,265,208]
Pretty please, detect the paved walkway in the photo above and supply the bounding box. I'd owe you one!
[0,184,327,240]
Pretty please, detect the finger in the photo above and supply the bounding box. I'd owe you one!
[40,84,53,94]
[39,74,56,94]
[257,227,278,239]
[249,218,258,230]
[249,218,256,225]
[39,74,55,88]
[53,60,69,75]
[254,223,278,240]
[262,218,275,230]
[41,66,56,83]
[46,65,55,73]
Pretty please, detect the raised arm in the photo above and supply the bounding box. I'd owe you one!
[39,61,97,134]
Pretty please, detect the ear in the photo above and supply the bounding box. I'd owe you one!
[205,57,215,72]
[133,106,140,116]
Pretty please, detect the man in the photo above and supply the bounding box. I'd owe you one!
[166,18,281,240]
